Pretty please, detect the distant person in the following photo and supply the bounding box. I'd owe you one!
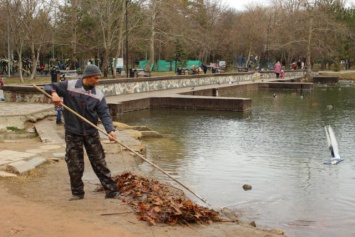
[176,67,182,75]
[248,60,253,70]
[280,70,285,79]
[55,97,64,125]
[297,60,302,69]
[239,55,245,68]
[44,64,120,201]
[201,64,208,74]
[274,61,282,78]
[0,77,4,101]
[189,65,198,75]
[292,61,297,70]
[50,66,58,83]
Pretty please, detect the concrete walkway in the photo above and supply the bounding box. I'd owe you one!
[105,77,262,104]
[0,102,55,131]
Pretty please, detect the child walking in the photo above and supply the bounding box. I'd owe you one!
[280,70,285,79]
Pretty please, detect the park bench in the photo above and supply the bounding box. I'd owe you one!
[211,67,225,73]
[134,68,151,77]
[218,67,225,73]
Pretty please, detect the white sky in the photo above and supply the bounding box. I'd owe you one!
[223,0,270,11]
[223,0,355,11]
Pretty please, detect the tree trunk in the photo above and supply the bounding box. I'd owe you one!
[16,50,24,83]
[113,3,126,78]
[30,44,37,80]
[145,0,159,72]
[71,0,78,70]
[102,50,109,77]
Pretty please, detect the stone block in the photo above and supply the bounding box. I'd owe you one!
[7,157,46,174]
[0,150,35,166]
[52,153,65,159]
[7,160,34,174]
[34,120,65,144]
[28,157,46,167]
[0,171,17,177]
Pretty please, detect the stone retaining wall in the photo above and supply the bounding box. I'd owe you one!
[98,73,255,96]
[108,96,252,116]
[2,71,305,103]
[312,76,339,84]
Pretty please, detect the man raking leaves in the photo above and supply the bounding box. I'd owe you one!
[36,65,208,205]
[43,64,120,201]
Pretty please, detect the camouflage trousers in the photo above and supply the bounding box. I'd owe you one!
[65,132,118,197]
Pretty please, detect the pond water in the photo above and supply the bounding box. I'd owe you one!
[115,84,355,237]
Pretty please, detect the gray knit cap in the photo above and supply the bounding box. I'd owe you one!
[82,64,101,78]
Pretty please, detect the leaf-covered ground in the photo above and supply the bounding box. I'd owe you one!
[109,172,221,226]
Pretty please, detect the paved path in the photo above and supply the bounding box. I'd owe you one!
[105,78,261,104]
[34,119,65,144]
[0,102,53,116]
[0,102,54,131]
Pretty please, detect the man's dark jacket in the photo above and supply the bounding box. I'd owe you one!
[44,79,115,136]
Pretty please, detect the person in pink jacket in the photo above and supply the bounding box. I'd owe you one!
[274,61,282,78]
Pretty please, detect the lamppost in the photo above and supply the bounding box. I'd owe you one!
[306,4,314,79]
[304,0,317,79]
[52,7,57,60]
[266,26,270,70]
[174,40,181,73]
[125,0,130,78]
[266,15,272,70]
[7,13,11,77]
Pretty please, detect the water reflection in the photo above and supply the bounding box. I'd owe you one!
[115,86,355,237]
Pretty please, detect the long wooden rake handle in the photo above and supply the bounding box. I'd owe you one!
[33,84,208,205]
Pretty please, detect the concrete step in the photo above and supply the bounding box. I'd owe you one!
[35,119,65,144]
[7,156,47,174]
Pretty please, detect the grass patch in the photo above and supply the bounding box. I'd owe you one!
[318,72,355,80]
[6,126,20,131]
[1,76,52,86]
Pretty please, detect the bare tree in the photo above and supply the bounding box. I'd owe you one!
[56,0,82,70]
[143,0,161,71]
[0,0,352,79]
[235,6,269,68]
[88,0,124,77]
[5,0,27,82]
[113,0,126,78]
[25,2,53,80]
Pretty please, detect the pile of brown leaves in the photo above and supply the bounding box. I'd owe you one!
[112,172,220,226]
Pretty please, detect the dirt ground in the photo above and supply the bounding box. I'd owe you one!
[0,126,286,237]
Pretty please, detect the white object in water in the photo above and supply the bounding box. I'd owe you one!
[326,104,334,110]
[324,125,343,165]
